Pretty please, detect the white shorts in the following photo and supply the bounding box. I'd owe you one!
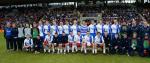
[87,42,91,46]
[44,46,49,50]
[48,42,52,45]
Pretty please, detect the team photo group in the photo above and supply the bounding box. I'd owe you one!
[4,18,150,57]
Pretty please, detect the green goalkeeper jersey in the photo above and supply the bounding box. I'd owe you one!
[143,40,149,49]
[32,28,39,38]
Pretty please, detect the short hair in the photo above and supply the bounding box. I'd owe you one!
[97,32,100,34]
[145,33,148,36]
[26,34,31,37]
[77,31,80,32]
[37,35,40,37]
[62,31,65,33]
[55,32,58,34]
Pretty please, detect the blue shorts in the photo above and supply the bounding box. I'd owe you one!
[43,33,47,38]
[59,34,62,37]
[40,36,45,42]
[90,33,96,38]
[81,34,86,37]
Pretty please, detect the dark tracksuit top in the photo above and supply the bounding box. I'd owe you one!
[131,25,138,37]
[52,36,59,44]
[128,24,137,42]
[120,37,129,49]
[4,27,12,39]
[11,27,18,38]
[111,37,120,48]
[120,25,128,34]
[143,26,149,36]
[127,24,132,38]
[4,27,13,49]
[61,35,68,43]
[103,35,110,47]
[11,27,18,50]
[137,25,145,39]
[136,25,145,49]
[131,25,138,33]
[120,25,128,37]
[35,39,43,48]
[109,37,120,54]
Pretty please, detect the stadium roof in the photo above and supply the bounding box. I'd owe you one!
[0,0,79,5]
[0,0,105,5]
[0,0,145,6]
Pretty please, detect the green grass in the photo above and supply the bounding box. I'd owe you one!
[0,33,150,63]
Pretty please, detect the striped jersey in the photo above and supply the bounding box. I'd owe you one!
[71,25,80,35]
[80,25,88,36]
[88,24,96,34]
[44,24,51,35]
[68,34,74,42]
[58,25,63,35]
[111,24,120,34]
[38,25,44,37]
[103,24,111,33]
[51,25,58,35]
[94,35,104,43]
[96,24,104,33]
[63,25,70,34]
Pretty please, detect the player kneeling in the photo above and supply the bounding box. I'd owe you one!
[74,31,82,53]
[61,32,68,54]
[34,35,43,54]
[93,32,105,54]
[68,31,76,53]
[52,33,59,53]
[81,31,93,54]
[23,34,33,52]
[43,32,53,53]
[57,34,63,54]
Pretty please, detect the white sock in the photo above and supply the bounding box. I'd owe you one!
[52,48,55,53]
[103,49,106,54]
[44,49,46,53]
[95,49,97,54]
[103,47,106,54]
[67,46,70,53]
[60,49,63,53]
[72,46,74,53]
[103,44,106,54]
[48,49,50,53]
[64,49,66,53]
[57,49,60,54]
[26,49,29,51]
[75,46,78,52]
[81,47,83,52]
[84,48,87,54]
[92,49,95,54]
